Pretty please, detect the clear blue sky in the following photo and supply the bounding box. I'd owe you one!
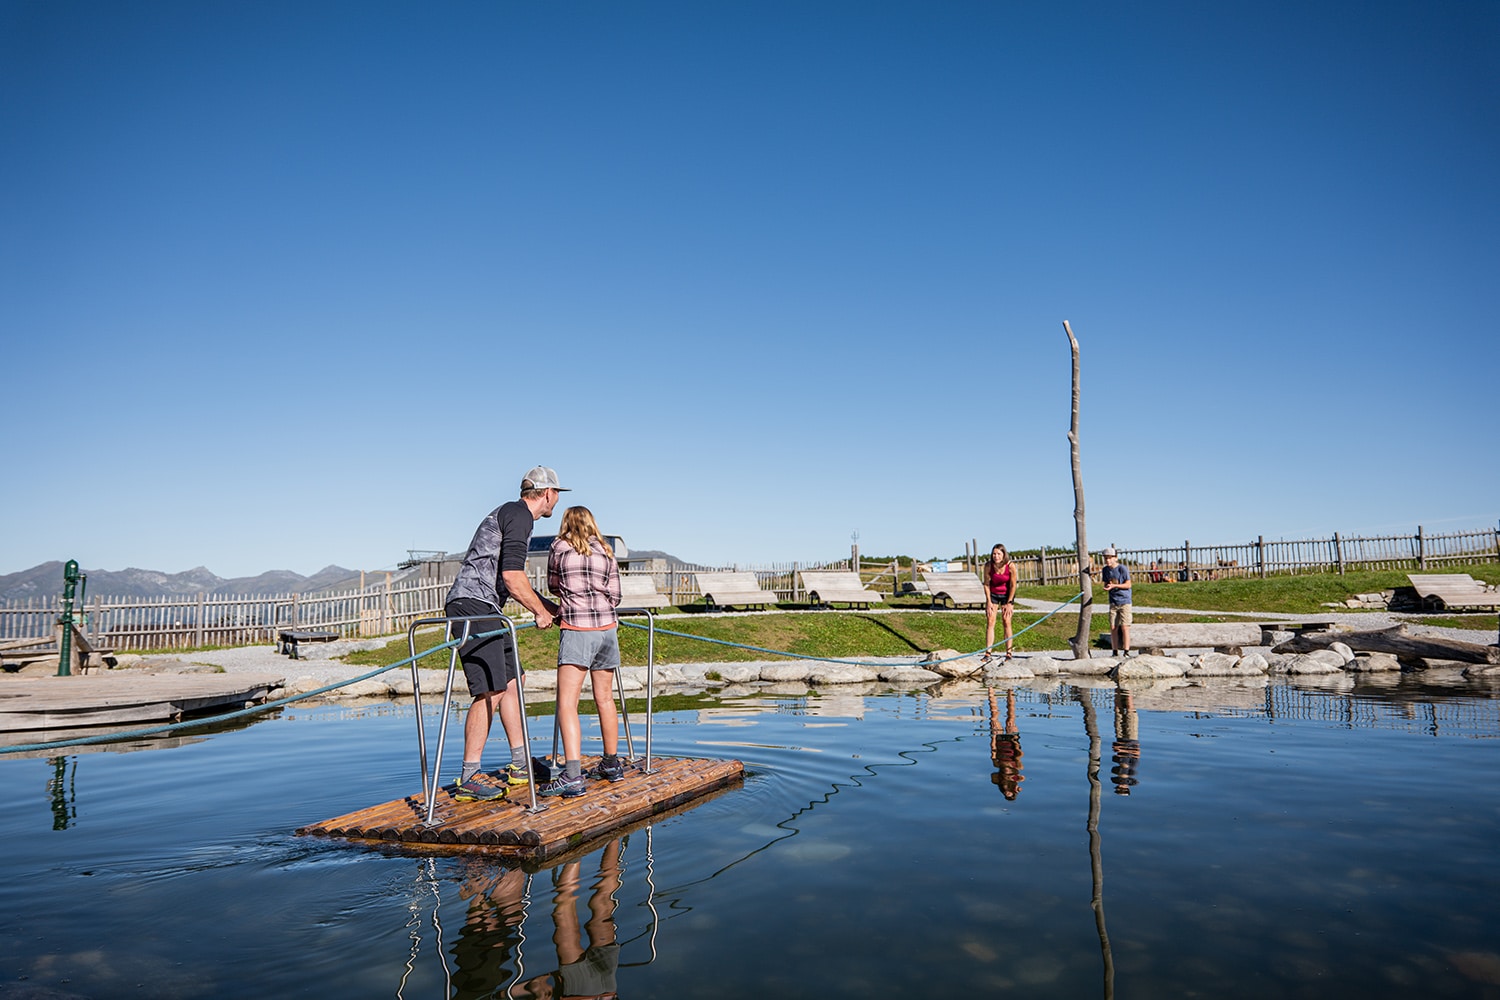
[3,1,1496,578]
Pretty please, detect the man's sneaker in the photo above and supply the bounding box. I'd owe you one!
[498,761,535,787]
[452,773,507,802]
[537,772,586,798]
[589,757,627,783]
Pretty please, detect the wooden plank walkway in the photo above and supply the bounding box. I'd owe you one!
[0,673,284,731]
[298,755,745,861]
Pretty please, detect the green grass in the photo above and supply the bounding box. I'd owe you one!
[1113,564,1500,615]
[342,605,1238,671]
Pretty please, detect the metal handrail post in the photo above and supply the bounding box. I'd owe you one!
[615,647,635,762]
[406,613,533,826]
[643,609,656,774]
[505,619,544,814]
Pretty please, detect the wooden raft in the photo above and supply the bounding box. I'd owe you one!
[298,754,744,860]
[0,673,285,731]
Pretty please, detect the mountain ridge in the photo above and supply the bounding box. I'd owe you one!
[0,562,364,602]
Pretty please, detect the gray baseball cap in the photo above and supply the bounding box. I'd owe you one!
[521,466,570,491]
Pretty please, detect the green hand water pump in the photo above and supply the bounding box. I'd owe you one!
[58,560,86,676]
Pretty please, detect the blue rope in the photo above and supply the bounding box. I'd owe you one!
[1,593,1089,755]
[0,625,520,756]
[618,592,1086,667]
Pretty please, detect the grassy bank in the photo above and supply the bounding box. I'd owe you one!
[338,564,1499,672]
[344,606,1261,671]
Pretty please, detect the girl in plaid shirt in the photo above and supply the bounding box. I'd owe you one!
[540,506,625,796]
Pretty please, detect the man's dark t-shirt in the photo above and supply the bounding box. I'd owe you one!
[446,500,535,610]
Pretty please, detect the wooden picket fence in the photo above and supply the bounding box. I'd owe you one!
[1,525,1494,652]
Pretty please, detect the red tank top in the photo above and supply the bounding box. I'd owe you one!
[988,563,1014,597]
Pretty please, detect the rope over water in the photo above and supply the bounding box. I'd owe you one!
[0,593,1086,756]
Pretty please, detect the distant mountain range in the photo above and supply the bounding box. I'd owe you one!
[0,549,691,603]
[0,562,365,602]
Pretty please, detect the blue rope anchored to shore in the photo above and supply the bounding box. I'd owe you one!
[0,592,1089,755]
[618,591,1087,668]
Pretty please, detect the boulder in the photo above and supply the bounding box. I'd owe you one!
[761,662,813,682]
[878,666,943,685]
[1302,649,1348,668]
[984,661,1035,680]
[1280,654,1342,675]
[922,649,983,678]
[1236,652,1270,674]
[808,664,881,685]
[1328,642,1356,665]
[1064,657,1117,676]
[1192,652,1240,676]
[1346,652,1401,672]
[1114,654,1188,679]
[711,663,764,683]
[1025,654,1064,676]
[342,678,395,698]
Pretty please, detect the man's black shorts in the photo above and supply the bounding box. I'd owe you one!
[444,598,521,697]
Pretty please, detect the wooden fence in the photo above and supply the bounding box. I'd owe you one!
[2,525,1494,652]
[949,525,1500,586]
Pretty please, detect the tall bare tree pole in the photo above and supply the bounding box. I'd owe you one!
[1063,320,1094,658]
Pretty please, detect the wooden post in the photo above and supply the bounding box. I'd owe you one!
[195,592,206,648]
[1334,532,1344,575]
[1417,525,1426,570]
[1257,535,1266,579]
[291,592,300,629]
[383,572,392,634]
[793,561,801,602]
[1063,320,1093,659]
[1183,540,1191,579]
[971,538,978,575]
[1038,546,1047,586]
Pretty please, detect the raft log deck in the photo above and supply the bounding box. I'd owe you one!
[299,754,744,860]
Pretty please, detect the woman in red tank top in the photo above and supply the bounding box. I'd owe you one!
[984,544,1019,661]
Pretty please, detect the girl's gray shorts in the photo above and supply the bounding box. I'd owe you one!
[557,625,621,671]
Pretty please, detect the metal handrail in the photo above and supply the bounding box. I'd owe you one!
[406,612,543,825]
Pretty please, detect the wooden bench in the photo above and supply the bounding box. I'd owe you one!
[1407,574,1500,612]
[277,629,341,659]
[694,572,779,610]
[798,571,882,609]
[618,575,672,611]
[921,571,987,609]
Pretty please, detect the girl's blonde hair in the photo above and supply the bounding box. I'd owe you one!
[558,506,613,558]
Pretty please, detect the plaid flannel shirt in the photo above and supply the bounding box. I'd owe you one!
[547,536,621,630]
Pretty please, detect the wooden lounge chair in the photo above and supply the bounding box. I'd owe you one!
[798,571,882,609]
[618,575,671,612]
[921,571,988,609]
[694,572,779,610]
[1406,573,1500,612]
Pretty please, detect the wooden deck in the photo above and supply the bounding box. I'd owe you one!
[0,673,285,731]
[298,754,745,860]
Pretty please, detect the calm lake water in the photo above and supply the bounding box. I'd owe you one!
[1,673,1498,999]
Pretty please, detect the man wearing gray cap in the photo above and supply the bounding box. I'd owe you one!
[444,466,568,801]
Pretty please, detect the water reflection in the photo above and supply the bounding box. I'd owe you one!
[987,687,1024,799]
[47,756,75,830]
[1109,689,1140,796]
[400,833,651,1000]
[1077,690,1115,1000]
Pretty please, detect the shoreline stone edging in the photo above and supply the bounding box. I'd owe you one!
[279,638,1496,702]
